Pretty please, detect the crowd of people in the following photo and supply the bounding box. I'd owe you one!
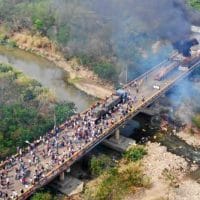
[0,79,147,199]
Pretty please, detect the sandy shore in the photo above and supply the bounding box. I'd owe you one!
[127,142,200,200]
[176,126,200,148]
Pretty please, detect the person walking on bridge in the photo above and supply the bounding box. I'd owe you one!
[142,96,145,102]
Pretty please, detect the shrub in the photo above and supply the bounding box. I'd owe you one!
[0,63,13,73]
[23,89,36,101]
[31,191,55,200]
[192,114,200,129]
[34,19,44,32]
[85,163,150,200]
[188,0,200,10]
[0,63,75,160]
[90,154,114,176]
[93,62,117,81]
[55,102,75,124]
[57,24,70,45]
[7,40,17,47]
[77,54,93,66]
[123,145,147,162]
[0,34,7,44]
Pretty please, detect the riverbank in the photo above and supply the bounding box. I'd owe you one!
[0,62,75,159]
[129,142,200,200]
[130,114,200,200]
[176,125,200,148]
[76,139,200,200]
[0,45,95,111]
[11,32,114,99]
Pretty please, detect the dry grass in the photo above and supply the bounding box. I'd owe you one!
[36,89,56,104]
[84,160,151,200]
[0,24,8,36]
[9,30,114,98]
[15,74,32,86]
[13,32,58,53]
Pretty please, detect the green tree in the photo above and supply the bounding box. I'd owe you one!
[55,102,75,124]
[31,191,54,200]
[94,62,117,81]
[0,63,12,72]
[0,63,75,159]
[34,19,44,31]
[57,24,70,45]
[123,145,147,162]
[90,154,113,176]
[192,114,200,129]
[188,0,200,10]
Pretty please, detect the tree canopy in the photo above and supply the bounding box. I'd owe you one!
[0,63,75,159]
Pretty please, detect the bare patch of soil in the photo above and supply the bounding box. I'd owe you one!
[127,142,200,200]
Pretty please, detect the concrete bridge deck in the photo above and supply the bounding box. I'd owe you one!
[0,52,200,199]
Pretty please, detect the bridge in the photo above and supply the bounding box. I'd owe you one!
[0,51,200,199]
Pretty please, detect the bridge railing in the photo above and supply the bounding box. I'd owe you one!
[0,52,177,171]
[124,52,178,89]
[18,104,139,199]
[18,57,200,200]
[0,52,179,169]
[12,50,200,200]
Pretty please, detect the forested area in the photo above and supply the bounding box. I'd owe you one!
[0,1,199,82]
[0,0,198,158]
[189,0,200,10]
[0,63,75,160]
[0,1,199,199]
[1,0,191,81]
[0,0,119,81]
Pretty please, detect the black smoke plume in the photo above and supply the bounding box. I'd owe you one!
[51,0,200,77]
[173,38,199,57]
[92,0,192,42]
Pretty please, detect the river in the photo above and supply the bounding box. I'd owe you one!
[1,45,199,165]
[0,45,96,112]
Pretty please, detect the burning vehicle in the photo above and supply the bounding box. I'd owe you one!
[155,38,200,81]
[173,38,199,57]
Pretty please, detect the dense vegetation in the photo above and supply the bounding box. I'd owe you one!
[192,114,200,129]
[123,145,147,162]
[0,0,176,82]
[0,0,119,81]
[188,0,200,10]
[31,191,56,200]
[90,154,114,177]
[0,63,75,159]
[85,145,149,200]
[0,1,198,82]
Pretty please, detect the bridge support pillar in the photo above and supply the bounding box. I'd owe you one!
[51,175,84,196]
[59,172,65,182]
[114,129,120,143]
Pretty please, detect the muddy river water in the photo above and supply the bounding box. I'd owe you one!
[1,45,200,179]
[0,46,96,112]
